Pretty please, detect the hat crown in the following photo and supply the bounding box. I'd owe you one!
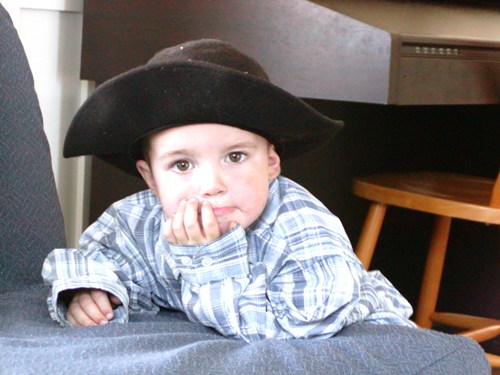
[148,39,270,81]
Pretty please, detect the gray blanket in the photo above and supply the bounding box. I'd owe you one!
[0,285,489,375]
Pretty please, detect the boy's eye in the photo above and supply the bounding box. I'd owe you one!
[226,152,246,163]
[172,160,192,172]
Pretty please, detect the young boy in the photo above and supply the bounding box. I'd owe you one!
[42,39,415,342]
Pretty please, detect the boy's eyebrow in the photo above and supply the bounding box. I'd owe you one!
[158,141,259,160]
[157,149,195,160]
[160,141,257,159]
[223,141,259,151]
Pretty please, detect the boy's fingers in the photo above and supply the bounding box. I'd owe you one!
[168,199,224,244]
[77,290,110,325]
[65,289,114,327]
[90,289,114,320]
[200,201,220,241]
[183,198,204,243]
[66,293,102,326]
[66,309,93,327]
[171,200,188,242]
[229,221,238,231]
[109,294,122,306]
[164,218,177,243]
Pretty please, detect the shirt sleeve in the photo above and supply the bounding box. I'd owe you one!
[170,222,410,342]
[41,205,161,327]
[168,209,414,342]
[167,226,254,337]
[42,248,131,326]
[167,224,356,341]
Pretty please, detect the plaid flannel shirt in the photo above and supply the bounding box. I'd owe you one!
[43,176,415,342]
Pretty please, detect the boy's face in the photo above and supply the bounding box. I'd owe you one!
[136,124,281,235]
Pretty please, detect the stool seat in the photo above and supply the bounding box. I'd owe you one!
[353,172,500,224]
[352,170,500,368]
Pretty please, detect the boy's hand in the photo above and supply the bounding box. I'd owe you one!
[65,288,121,327]
[165,198,224,245]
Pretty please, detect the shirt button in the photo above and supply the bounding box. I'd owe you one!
[201,257,214,267]
[180,256,193,266]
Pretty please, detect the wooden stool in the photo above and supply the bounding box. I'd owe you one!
[353,171,500,367]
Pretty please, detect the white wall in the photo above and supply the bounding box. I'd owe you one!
[1,0,92,247]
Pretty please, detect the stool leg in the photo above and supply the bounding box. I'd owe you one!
[355,203,387,270]
[415,215,452,329]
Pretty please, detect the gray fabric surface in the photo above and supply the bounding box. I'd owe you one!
[0,285,490,375]
[0,4,66,292]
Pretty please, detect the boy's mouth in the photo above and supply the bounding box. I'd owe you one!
[195,201,236,218]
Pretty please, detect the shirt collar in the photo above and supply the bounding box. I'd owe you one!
[247,177,282,232]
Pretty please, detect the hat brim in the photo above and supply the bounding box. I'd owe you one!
[64,61,343,176]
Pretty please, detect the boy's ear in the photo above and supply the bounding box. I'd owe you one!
[268,144,281,179]
[136,160,158,194]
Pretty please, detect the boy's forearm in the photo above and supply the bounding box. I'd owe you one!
[168,226,262,340]
[174,256,362,342]
[168,227,373,342]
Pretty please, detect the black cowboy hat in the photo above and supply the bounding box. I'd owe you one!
[64,39,343,176]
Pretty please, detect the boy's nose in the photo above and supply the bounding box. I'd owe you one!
[199,166,227,198]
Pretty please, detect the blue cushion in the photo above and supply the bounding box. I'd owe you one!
[0,4,66,292]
